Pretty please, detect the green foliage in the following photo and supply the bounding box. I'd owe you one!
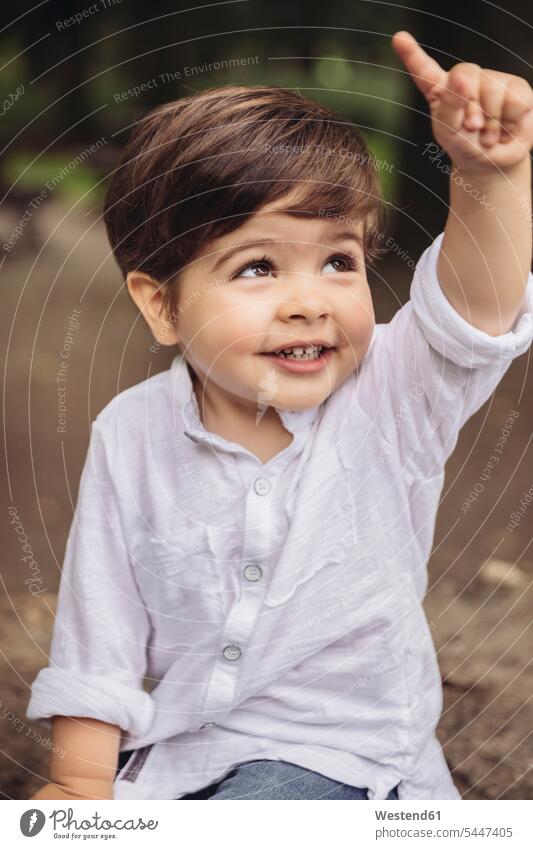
[1,22,406,206]
[3,153,105,202]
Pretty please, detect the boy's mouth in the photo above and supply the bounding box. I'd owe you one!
[260,342,336,361]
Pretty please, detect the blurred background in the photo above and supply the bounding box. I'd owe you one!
[1,0,532,799]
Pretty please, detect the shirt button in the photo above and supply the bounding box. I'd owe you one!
[243,564,262,582]
[199,722,216,731]
[254,477,271,496]
[222,644,242,661]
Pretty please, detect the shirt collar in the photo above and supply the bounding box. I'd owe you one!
[169,353,324,451]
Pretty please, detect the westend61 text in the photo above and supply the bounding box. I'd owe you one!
[375,810,441,820]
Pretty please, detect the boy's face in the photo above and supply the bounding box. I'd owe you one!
[135,192,375,413]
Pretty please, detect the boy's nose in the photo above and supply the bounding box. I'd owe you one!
[276,273,332,321]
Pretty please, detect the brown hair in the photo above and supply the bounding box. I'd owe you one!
[103,85,387,319]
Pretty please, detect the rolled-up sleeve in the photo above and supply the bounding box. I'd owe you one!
[410,231,533,368]
[357,232,533,476]
[26,417,155,739]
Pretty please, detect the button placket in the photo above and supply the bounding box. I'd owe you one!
[198,472,274,719]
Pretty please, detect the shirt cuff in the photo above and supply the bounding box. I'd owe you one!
[26,667,155,739]
[410,231,533,368]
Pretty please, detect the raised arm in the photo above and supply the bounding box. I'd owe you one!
[30,717,122,800]
[392,31,533,336]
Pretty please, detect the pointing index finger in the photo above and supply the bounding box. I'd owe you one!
[392,31,447,99]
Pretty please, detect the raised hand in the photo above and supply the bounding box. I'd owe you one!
[392,30,533,173]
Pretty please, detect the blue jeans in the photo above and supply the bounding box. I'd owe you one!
[116,751,399,799]
[179,759,400,800]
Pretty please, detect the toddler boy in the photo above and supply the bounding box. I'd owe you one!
[28,32,533,800]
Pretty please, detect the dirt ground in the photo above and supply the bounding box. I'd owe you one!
[1,198,532,800]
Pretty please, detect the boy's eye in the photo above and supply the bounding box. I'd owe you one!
[231,251,360,280]
[322,253,360,274]
[233,256,273,279]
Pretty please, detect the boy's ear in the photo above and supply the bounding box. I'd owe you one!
[126,270,180,346]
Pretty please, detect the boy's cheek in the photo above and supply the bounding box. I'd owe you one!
[208,307,275,354]
[343,314,375,372]
[197,318,261,356]
[344,300,375,349]
[181,322,258,377]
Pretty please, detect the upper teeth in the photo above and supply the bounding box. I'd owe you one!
[279,345,322,354]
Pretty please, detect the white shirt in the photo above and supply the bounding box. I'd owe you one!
[27,233,533,800]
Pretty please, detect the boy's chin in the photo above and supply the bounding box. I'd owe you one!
[267,386,334,412]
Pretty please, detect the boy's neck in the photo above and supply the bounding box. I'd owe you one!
[190,367,293,466]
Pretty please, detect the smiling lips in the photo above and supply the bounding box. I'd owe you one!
[268,345,325,361]
[263,339,335,355]
[259,345,335,372]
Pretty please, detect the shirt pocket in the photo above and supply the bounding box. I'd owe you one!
[271,552,397,674]
[260,463,399,675]
[131,526,226,651]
